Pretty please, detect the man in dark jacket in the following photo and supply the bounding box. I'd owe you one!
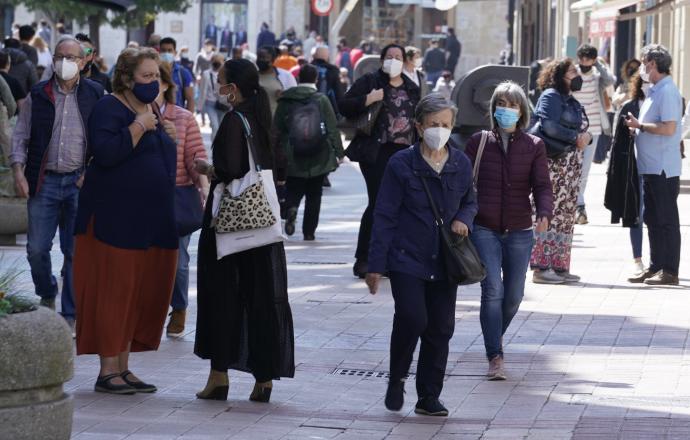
[75,33,113,93]
[8,36,104,335]
[311,45,343,117]
[256,22,276,52]
[444,28,461,75]
[423,39,446,88]
[4,38,38,94]
[0,50,27,108]
[19,25,39,66]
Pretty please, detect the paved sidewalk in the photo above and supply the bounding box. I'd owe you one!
[2,141,690,439]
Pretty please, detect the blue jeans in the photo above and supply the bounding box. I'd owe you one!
[26,171,80,319]
[170,234,191,310]
[471,225,534,359]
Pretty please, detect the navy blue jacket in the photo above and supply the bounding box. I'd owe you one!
[25,78,104,196]
[368,144,478,280]
[533,88,584,147]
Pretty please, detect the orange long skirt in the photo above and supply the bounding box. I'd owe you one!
[74,223,178,357]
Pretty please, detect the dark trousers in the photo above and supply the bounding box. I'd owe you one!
[643,173,681,275]
[286,174,326,237]
[389,271,458,399]
[355,144,403,261]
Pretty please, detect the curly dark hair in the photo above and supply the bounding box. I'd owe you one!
[627,72,645,102]
[537,58,574,95]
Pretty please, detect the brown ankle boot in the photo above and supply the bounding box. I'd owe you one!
[249,380,273,403]
[166,309,186,338]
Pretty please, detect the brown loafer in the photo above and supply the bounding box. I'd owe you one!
[628,269,658,284]
[644,271,679,286]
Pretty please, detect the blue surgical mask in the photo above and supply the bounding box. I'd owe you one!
[132,81,160,104]
[160,52,175,64]
[494,106,520,129]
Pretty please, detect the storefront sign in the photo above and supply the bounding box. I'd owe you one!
[311,0,334,16]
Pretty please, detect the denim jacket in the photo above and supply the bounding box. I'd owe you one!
[534,88,585,147]
[368,143,478,281]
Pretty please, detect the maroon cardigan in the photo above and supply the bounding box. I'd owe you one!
[464,129,553,233]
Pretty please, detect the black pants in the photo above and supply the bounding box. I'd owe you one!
[286,174,326,237]
[643,173,681,275]
[355,143,406,262]
[389,271,458,399]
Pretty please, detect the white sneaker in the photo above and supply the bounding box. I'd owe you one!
[633,260,645,274]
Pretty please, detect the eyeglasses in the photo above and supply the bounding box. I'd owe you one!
[53,55,83,63]
[84,47,94,56]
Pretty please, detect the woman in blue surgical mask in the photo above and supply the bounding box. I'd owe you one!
[464,81,554,381]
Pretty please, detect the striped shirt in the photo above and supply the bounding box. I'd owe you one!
[573,71,602,135]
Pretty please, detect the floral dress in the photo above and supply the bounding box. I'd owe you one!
[380,86,416,146]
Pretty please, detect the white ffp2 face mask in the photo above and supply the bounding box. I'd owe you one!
[55,59,79,81]
[423,127,452,151]
[382,58,404,77]
[639,63,650,82]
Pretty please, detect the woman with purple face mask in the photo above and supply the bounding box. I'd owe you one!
[73,48,179,395]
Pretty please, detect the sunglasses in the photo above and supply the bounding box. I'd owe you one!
[84,47,94,56]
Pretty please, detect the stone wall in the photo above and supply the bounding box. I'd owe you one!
[454,1,510,76]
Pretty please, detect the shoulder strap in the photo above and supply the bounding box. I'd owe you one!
[418,176,444,227]
[472,130,489,189]
[234,111,261,172]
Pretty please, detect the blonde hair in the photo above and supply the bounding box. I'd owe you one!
[31,35,47,52]
[158,62,177,104]
[112,47,160,94]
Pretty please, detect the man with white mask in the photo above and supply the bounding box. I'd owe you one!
[9,35,105,335]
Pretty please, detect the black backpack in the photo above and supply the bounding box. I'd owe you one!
[288,95,327,157]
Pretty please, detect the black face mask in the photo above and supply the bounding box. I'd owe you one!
[212,62,222,70]
[627,68,638,78]
[256,59,271,72]
[579,65,593,74]
[570,75,583,92]
[80,61,93,75]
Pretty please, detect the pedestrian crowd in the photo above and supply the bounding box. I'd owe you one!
[1,20,686,418]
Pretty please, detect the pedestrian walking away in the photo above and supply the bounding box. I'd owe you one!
[338,43,421,279]
[197,53,227,142]
[624,44,683,286]
[465,81,553,381]
[193,59,295,404]
[529,58,593,284]
[274,64,344,241]
[155,62,210,338]
[366,93,477,417]
[572,44,615,224]
[72,47,179,395]
[9,35,104,337]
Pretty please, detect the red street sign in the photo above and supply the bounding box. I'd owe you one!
[312,0,333,16]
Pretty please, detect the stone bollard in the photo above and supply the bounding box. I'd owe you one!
[0,198,28,246]
[0,307,74,440]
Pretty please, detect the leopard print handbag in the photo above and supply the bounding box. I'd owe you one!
[214,178,277,233]
[212,112,279,234]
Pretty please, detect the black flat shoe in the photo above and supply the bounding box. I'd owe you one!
[121,370,157,393]
[95,373,136,395]
[415,397,449,416]
[385,380,405,411]
[196,385,229,400]
[249,381,272,403]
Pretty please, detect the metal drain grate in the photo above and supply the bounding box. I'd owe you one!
[332,368,414,379]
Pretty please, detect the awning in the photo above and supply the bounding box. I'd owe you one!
[619,0,689,21]
[75,0,136,12]
[571,0,640,13]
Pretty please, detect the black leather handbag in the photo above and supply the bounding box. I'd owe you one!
[348,100,383,136]
[419,176,486,286]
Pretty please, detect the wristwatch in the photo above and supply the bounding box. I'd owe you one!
[639,124,645,133]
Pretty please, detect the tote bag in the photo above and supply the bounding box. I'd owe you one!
[212,112,285,259]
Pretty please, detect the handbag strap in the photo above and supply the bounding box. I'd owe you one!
[234,111,261,172]
[418,175,444,227]
[472,130,489,190]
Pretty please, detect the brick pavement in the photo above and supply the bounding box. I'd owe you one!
[2,139,689,439]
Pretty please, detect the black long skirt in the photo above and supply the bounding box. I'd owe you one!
[194,220,295,381]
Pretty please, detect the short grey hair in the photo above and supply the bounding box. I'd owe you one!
[641,44,672,74]
[489,81,531,130]
[414,92,458,125]
[55,35,86,58]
